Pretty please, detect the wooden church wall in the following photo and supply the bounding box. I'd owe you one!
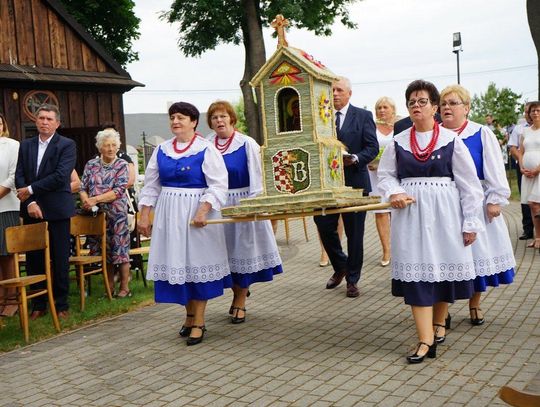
[0,0,112,73]
[0,88,124,135]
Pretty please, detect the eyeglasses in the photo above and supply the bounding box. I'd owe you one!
[441,100,464,108]
[407,98,430,108]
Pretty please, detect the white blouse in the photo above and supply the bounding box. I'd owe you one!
[206,131,263,198]
[0,137,20,213]
[378,126,485,233]
[461,121,511,206]
[138,136,228,210]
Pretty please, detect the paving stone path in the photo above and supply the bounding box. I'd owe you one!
[1,202,538,406]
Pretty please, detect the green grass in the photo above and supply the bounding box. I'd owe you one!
[0,271,155,353]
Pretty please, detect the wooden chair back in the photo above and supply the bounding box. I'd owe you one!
[69,212,111,310]
[1,222,60,342]
[6,222,49,253]
[71,212,107,236]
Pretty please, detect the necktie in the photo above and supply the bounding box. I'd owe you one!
[335,111,342,137]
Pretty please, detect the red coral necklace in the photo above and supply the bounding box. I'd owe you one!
[454,120,468,135]
[410,121,440,162]
[172,135,197,154]
[214,131,235,153]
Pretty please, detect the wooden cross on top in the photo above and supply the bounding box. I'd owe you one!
[271,14,289,48]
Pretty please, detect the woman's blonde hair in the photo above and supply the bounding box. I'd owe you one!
[95,128,121,150]
[0,113,9,138]
[440,84,471,106]
[374,96,396,124]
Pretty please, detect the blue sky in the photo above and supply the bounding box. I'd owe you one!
[124,0,537,118]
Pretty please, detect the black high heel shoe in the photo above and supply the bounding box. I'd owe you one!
[229,290,251,315]
[179,314,194,337]
[470,308,485,326]
[434,324,446,344]
[406,341,437,364]
[186,325,206,346]
[445,313,452,329]
[230,307,246,324]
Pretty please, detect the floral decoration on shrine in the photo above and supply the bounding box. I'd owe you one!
[318,91,332,124]
[327,148,341,181]
[301,51,326,69]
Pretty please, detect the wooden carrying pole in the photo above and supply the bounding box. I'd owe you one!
[192,200,414,225]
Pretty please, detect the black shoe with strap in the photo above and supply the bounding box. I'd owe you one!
[186,325,206,346]
[445,313,452,329]
[179,314,194,337]
[470,308,485,326]
[406,341,437,364]
[434,324,446,344]
[229,290,250,315]
[230,307,246,324]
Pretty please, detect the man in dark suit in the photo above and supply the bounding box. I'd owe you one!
[15,104,76,319]
[314,77,378,297]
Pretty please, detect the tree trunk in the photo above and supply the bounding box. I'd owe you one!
[240,0,266,144]
[527,0,540,99]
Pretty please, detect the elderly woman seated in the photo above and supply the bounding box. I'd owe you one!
[79,129,131,297]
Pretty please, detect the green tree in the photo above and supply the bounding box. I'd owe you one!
[163,0,358,144]
[527,0,540,99]
[469,83,523,127]
[59,0,141,66]
[233,99,248,135]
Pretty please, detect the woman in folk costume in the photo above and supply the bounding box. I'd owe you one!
[440,84,515,332]
[138,102,231,346]
[378,80,485,364]
[206,101,282,324]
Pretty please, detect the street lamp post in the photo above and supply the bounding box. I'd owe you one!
[453,32,462,84]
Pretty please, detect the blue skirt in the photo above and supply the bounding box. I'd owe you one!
[474,268,514,292]
[231,265,283,288]
[154,275,233,305]
[392,279,474,306]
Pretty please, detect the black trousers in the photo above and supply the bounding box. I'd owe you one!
[26,218,71,312]
[314,211,366,285]
[516,165,534,235]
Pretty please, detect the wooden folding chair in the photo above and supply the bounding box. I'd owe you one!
[69,213,112,311]
[499,385,540,407]
[129,211,153,286]
[0,222,60,342]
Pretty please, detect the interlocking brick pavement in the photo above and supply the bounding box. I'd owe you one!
[0,202,538,406]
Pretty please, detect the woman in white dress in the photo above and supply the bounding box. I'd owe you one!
[138,102,231,346]
[519,101,540,250]
[378,80,484,364]
[368,97,396,266]
[206,101,283,324]
[440,85,515,332]
[0,113,20,317]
